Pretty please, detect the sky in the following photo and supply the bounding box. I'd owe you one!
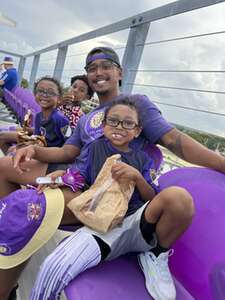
[0,0,225,137]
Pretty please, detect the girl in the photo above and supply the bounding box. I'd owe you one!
[0,76,70,154]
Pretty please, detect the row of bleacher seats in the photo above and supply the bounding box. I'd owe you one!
[3,87,40,127]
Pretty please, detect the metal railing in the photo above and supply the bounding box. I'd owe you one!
[0,0,225,137]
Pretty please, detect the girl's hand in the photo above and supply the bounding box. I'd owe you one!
[36,170,66,193]
[111,162,141,183]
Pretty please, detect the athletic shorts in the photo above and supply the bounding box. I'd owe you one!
[79,202,157,261]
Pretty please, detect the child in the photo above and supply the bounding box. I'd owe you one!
[0,76,70,154]
[30,97,176,300]
[33,76,71,147]
[58,75,94,130]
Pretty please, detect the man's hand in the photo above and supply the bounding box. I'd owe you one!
[12,145,36,174]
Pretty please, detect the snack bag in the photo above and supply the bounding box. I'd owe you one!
[68,154,135,233]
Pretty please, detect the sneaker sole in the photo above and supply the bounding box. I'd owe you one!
[138,253,161,300]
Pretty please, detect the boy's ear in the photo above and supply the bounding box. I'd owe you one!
[134,126,142,138]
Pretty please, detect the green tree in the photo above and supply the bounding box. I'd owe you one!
[20,78,29,88]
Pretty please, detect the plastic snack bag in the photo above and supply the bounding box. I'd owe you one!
[67,154,135,233]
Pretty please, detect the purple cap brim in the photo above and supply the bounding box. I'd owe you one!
[0,188,65,269]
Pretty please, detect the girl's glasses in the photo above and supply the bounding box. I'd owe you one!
[105,116,138,130]
[36,89,59,97]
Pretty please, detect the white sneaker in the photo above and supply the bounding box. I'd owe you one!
[138,249,176,300]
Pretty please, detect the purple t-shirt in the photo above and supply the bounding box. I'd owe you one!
[72,137,158,216]
[66,94,173,166]
[34,108,70,147]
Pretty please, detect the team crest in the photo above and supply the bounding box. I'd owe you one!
[61,125,72,137]
[27,203,42,221]
[90,111,105,129]
[85,108,105,139]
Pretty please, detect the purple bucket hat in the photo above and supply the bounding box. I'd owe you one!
[0,188,64,269]
[2,56,14,65]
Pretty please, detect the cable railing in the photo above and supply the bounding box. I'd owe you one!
[1,0,225,137]
[152,100,225,117]
[128,82,225,95]
[136,29,225,47]
[129,69,225,73]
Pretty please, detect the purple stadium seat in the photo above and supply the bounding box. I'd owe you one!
[3,87,40,125]
[64,167,225,300]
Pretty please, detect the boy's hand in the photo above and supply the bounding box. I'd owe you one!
[62,90,75,105]
[36,170,66,193]
[111,162,141,183]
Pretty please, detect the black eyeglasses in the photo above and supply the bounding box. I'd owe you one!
[105,116,138,130]
[36,89,59,97]
[85,61,119,74]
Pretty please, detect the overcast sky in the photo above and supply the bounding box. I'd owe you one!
[0,0,225,137]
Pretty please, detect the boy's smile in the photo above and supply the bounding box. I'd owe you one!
[103,104,141,152]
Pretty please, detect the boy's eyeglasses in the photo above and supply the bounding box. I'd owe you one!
[85,61,119,74]
[105,116,138,130]
[36,89,59,97]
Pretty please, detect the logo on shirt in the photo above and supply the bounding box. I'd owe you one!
[27,203,42,221]
[40,127,46,137]
[85,108,105,139]
[61,125,72,138]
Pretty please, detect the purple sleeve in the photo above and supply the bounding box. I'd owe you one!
[53,113,70,142]
[142,154,160,194]
[70,143,91,184]
[132,94,174,143]
[65,116,83,149]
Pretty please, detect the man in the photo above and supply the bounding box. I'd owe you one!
[0,56,18,91]
[0,47,224,300]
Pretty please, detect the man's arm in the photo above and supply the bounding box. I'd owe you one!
[13,144,80,173]
[159,128,225,173]
[0,79,4,86]
[33,144,80,163]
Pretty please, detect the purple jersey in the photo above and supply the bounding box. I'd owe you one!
[66,94,173,167]
[34,109,70,147]
[72,137,158,216]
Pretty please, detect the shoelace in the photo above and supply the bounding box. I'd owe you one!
[148,249,174,279]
